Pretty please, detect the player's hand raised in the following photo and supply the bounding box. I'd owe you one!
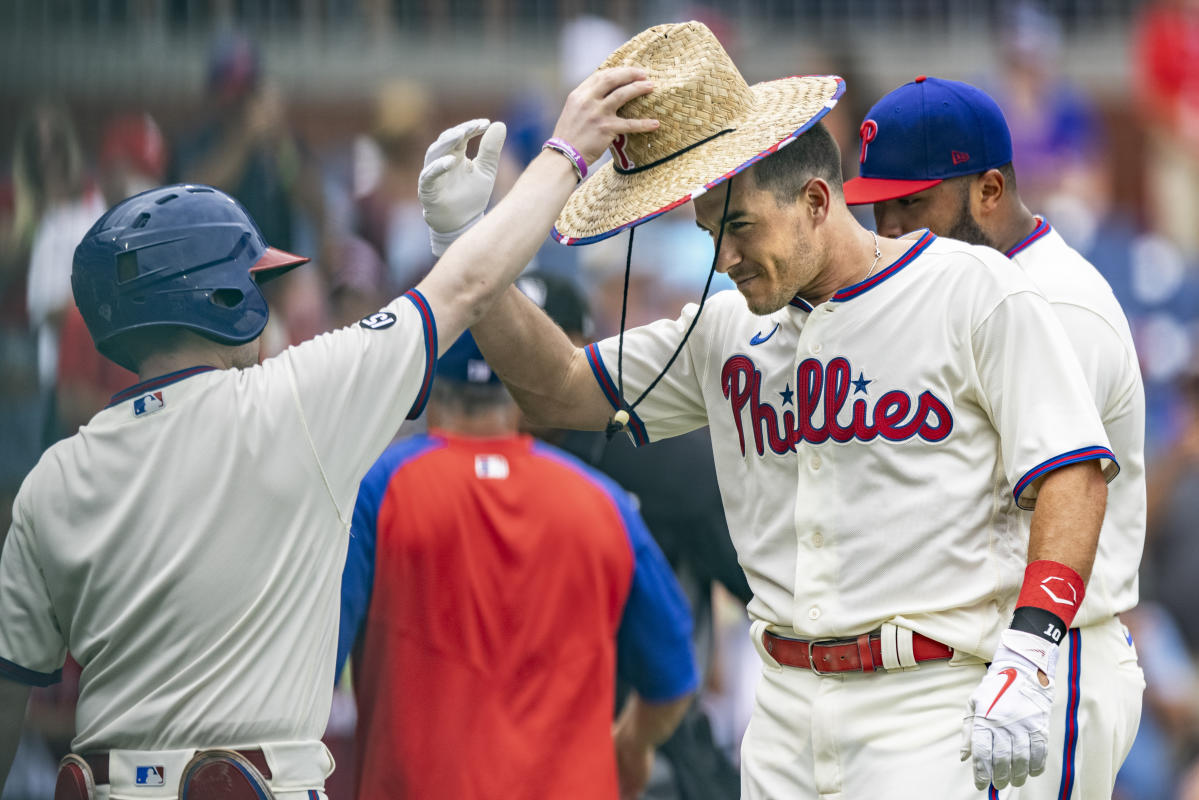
[960,629,1057,790]
[551,67,658,166]
[418,118,507,256]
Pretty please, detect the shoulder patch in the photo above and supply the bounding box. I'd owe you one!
[359,311,397,330]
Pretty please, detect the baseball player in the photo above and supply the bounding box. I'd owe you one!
[0,66,658,799]
[842,76,1145,799]
[422,22,1117,799]
[337,330,698,800]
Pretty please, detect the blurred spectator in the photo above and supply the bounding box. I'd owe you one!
[987,2,1106,215]
[354,80,436,293]
[170,30,332,348]
[52,113,167,435]
[96,112,168,207]
[1144,360,1199,651]
[171,30,303,250]
[327,233,391,328]
[1115,603,1199,800]
[1133,0,1199,257]
[13,102,105,446]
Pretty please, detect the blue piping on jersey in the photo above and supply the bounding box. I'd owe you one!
[584,343,649,446]
[0,655,62,686]
[402,289,438,419]
[1013,446,1118,510]
[1005,218,1051,259]
[107,366,218,407]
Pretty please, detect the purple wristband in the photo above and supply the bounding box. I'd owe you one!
[542,137,587,182]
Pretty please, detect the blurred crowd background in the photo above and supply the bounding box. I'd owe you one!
[3,1,1199,798]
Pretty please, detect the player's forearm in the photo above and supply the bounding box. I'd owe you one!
[1026,460,1107,581]
[415,152,577,352]
[472,287,612,430]
[0,677,31,792]
[615,691,693,750]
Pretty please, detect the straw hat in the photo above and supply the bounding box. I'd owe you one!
[553,21,844,246]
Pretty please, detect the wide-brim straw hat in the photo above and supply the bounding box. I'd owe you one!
[553,21,845,246]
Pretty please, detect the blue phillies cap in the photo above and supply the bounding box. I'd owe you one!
[843,76,1013,205]
[434,331,502,385]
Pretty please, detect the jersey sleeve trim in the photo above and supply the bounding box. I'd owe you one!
[583,343,649,446]
[402,289,438,420]
[1013,446,1119,510]
[0,655,62,687]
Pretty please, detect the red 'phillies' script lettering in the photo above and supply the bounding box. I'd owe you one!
[721,355,953,456]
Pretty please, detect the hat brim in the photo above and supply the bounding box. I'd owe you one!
[842,176,943,206]
[250,246,310,282]
[553,75,845,246]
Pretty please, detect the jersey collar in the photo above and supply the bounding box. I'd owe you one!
[1005,217,1051,258]
[788,229,937,309]
[107,366,219,408]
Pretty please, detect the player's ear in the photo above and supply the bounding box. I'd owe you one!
[976,169,1005,214]
[800,177,832,222]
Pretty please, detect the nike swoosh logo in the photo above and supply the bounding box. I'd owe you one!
[750,323,780,346]
[985,668,1019,716]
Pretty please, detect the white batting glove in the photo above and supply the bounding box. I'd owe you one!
[961,629,1058,790]
[418,118,507,257]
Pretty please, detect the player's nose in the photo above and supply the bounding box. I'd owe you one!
[712,239,740,274]
[873,206,907,240]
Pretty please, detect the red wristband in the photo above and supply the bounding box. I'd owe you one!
[1015,559,1085,629]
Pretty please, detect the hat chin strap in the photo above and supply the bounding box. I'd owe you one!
[605,177,733,440]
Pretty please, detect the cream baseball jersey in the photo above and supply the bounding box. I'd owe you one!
[1006,219,1145,628]
[586,232,1116,659]
[0,290,435,754]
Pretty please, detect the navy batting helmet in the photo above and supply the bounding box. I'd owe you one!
[72,184,308,370]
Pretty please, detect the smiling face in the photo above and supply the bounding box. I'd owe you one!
[693,173,827,315]
[871,176,994,248]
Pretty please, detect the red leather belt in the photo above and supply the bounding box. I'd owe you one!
[762,629,953,674]
[82,749,273,785]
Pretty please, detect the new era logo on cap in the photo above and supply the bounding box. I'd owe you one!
[843,76,1013,205]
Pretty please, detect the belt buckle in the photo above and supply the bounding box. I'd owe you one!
[806,637,845,675]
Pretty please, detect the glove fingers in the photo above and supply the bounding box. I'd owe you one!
[425,118,491,163]
[971,728,994,791]
[991,730,1012,790]
[959,715,974,762]
[1009,733,1031,787]
[1028,732,1048,777]
[473,121,508,176]
[418,154,458,195]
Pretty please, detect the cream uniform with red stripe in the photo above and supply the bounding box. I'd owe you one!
[585,231,1117,798]
[0,291,436,800]
[995,219,1145,800]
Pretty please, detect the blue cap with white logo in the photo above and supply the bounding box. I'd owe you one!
[843,76,1013,205]
[435,331,502,385]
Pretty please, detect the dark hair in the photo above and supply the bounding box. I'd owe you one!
[751,121,844,205]
[998,162,1017,192]
[429,379,512,416]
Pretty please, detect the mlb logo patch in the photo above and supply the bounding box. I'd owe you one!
[475,454,509,480]
[135,765,165,786]
[132,391,165,417]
